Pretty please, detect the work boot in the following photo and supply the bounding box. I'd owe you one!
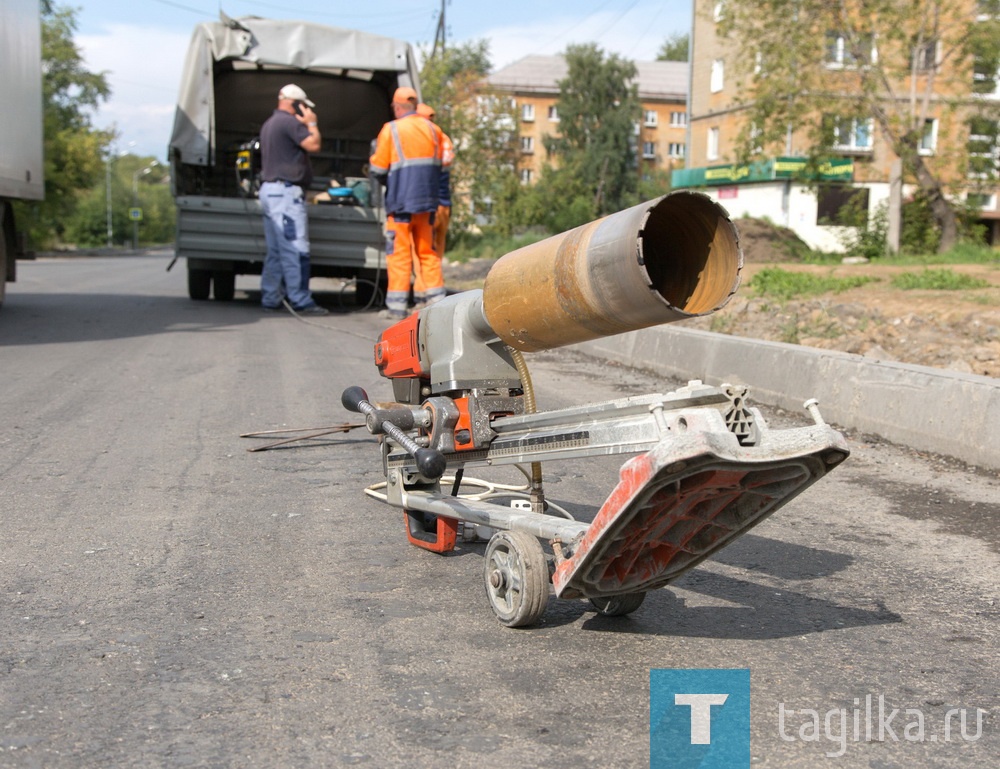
[295,304,329,316]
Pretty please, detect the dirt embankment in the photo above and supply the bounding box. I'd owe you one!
[444,219,1000,378]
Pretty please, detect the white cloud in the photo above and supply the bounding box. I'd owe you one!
[474,3,689,70]
[78,24,192,160]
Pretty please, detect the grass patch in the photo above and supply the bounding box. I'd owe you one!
[890,268,991,291]
[882,242,1000,266]
[749,268,879,300]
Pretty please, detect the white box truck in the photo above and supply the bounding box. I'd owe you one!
[0,0,45,310]
[168,14,422,304]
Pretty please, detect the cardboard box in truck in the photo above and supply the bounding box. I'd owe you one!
[168,14,421,304]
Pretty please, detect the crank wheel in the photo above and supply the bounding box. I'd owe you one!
[483,531,549,628]
[589,592,646,617]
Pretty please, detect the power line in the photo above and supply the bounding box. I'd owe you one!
[147,0,215,17]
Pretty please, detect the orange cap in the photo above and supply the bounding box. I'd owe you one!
[416,103,436,119]
[392,87,418,105]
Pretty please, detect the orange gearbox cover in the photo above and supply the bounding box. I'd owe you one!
[374,312,424,379]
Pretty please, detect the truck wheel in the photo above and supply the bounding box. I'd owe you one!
[188,268,211,300]
[213,271,235,301]
[0,202,14,310]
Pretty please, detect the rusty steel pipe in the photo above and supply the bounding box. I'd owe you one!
[481,192,743,353]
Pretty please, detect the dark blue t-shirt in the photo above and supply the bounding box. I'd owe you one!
[260,110,313,188]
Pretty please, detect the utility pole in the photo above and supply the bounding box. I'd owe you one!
[431,0,447,58]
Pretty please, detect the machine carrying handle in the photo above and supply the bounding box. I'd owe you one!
[341,386,447,480]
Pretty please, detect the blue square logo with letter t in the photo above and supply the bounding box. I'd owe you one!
[650,669,750,769]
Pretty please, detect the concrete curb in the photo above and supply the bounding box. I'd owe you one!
[574,326,1000,471]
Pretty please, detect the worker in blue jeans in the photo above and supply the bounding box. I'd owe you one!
[258,84,328,315]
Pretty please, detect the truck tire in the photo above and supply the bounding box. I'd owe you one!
[188,267,211,300]
[0,202,14,310]
[0,237,7,310]
[213,271,235,301]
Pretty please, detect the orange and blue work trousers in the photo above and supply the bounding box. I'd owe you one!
[413,204,451,304]
[386,212,444,314]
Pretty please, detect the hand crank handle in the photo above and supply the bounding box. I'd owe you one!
[341,386,447,480]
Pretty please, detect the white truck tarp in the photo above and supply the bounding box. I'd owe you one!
[169,13,420,166]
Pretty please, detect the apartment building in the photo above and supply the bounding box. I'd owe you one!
[678,0,1000,250]
[486,55,689,186]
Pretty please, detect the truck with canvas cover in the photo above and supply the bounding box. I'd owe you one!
[168,14,421,303]
[0,0,44,311]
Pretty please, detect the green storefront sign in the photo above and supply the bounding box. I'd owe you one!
[672,157,854,188]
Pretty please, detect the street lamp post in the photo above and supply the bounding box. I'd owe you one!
[131,161,159,250]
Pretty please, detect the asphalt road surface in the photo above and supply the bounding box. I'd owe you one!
[1,254,997,769]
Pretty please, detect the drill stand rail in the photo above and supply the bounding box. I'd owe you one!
[346,381,849,627]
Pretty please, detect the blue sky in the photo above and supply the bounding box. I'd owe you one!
[72,0,691,160]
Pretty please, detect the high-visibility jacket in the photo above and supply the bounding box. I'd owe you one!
[438,129,454,207]
[370,113,451,216]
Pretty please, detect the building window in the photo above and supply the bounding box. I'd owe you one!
[669,111,687,127]
[919,119,938,155]
[967,117,999,179]
[521,103,535,122]
[547,105,559,122]
[817,186,870,226]
[642,141,657,159]
[520,168,533,185]
[707,127,720,160]
[825,32,875,68]
[668,142,686,158]
[967,192,997,210]
[973,56,1000,97]
[520,136,534,154]
[825,33,850,67]
[644,110,658,127]
[915,40,938,72]
[710,59,725,92]
[830,116,874,151]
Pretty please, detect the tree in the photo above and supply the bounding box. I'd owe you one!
[64,155,172,247]
[547,43,641,219]
[16,4,112,247]
[419,40,520,236]
[656,32,689,62]
[716,0,1000,251]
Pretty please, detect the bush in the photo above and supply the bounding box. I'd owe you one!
[899,192,941,255]
[890,269,990,291]
[749,267,879,300]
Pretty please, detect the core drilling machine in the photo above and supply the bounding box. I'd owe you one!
[343,192,849,627]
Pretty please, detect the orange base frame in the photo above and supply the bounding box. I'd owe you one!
[404,510,459,553]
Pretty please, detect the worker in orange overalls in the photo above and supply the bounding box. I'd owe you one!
[370,88,450,320]
[411,103,454,308]
[417,102,453,262]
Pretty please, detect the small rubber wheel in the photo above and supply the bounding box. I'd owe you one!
[589,592,646,617]
[484,531,549,628]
